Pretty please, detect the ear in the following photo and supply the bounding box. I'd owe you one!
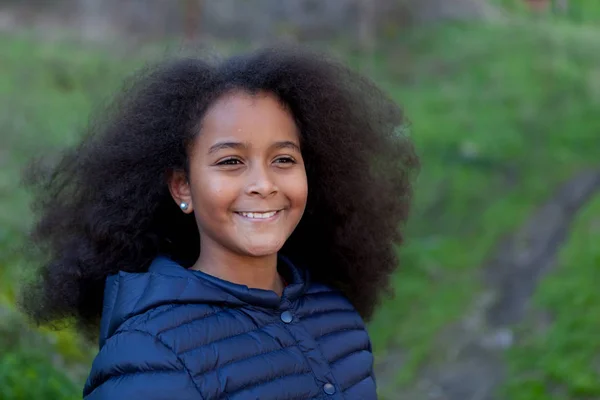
[168,169,194,214]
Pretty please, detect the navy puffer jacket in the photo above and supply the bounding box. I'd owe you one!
[83,256,377,399]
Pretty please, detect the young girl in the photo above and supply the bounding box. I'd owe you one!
[21,45,418,399]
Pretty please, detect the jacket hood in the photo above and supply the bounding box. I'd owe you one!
[98,255,308,348]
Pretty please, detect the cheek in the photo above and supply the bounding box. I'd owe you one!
[284,170,308,209]
[191,174,238,214]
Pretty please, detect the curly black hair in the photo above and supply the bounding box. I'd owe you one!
[20,45,419,335]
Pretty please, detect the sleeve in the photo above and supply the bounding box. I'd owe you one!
[83,329,204,400]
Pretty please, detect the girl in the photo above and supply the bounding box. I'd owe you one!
[21,45,418,399]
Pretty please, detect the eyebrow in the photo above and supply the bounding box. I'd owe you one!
[272,141,301,153]
[207,140,301,154]
[207,141,248,154]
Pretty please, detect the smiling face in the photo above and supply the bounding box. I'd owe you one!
[169,90,308,259]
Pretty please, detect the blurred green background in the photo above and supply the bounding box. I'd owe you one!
[1,0,599,399]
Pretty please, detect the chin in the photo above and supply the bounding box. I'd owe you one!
[241,239,285,258]
[243,247,281,258]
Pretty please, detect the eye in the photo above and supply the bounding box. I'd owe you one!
[217,158,243,166]
[274,156,296,165]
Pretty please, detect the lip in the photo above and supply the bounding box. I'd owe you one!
[234,209,283,222]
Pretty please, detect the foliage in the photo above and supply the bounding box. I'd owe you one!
[365,19,600,393]
[1,14,599,399]
[493,0,600,23]
[0,351,79,400]
[0,303,81,399]
[0,35,126,397]
[503,196,600,399]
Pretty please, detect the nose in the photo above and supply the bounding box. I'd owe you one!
[245,163,278,198]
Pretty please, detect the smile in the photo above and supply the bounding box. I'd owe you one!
[235,210,281,220]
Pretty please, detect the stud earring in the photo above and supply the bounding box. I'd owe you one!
[179,202,189,211]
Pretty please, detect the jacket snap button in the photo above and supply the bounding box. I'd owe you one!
[323,383,335,395]
[280,311,293,323]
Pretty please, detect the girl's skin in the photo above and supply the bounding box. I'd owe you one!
[169,90,308,295]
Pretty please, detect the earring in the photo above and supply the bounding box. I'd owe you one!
[179,202,189,211]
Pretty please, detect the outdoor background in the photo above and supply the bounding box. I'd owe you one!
[1,0,599,399]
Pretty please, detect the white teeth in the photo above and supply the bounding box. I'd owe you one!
[239,211,277,219]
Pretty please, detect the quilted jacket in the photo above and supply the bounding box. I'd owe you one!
[83,255,377,399]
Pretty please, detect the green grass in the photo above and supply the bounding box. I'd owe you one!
[503,196,600,399]
[0,35,132,399]
[493,0,600,24]
[1,18,599,399]
[366,21,600,391]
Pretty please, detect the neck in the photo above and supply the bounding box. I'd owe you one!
[190,243,284,295]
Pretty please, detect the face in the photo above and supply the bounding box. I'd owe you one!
[170,90,308,258]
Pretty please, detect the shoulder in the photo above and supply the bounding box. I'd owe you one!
[84,326,202,400]
[298,281,369,335]
[92,327,181,370]
[302,281,360,312]
[118,302,221,337]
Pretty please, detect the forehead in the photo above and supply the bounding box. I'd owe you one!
[197,90,299,146]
